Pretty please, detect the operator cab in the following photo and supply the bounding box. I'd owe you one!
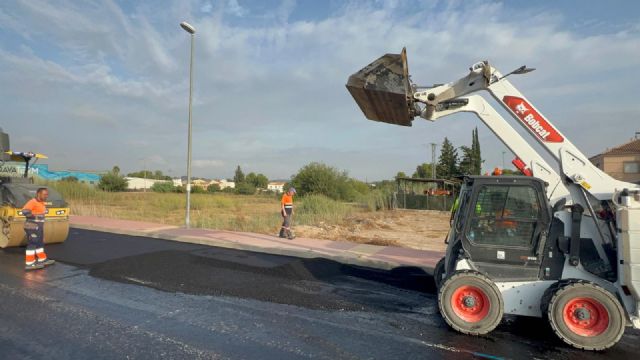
[446,176,552,281]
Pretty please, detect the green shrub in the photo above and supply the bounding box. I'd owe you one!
[191,186,206,194]
[235,182,256,195]
[151,182,175,193]
[290,162,370,202]
[98,173,128,192]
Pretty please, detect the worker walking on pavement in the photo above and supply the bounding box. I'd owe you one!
[279,187,296,239]
[22,188,55,271]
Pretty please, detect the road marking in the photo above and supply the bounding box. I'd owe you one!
[124,276,154,286]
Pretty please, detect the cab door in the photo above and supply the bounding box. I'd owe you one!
[461,180,550,281]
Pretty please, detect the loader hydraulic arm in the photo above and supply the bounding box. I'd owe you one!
[413,61,639,199]
[429,95,568,202]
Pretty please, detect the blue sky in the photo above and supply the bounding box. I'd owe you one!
[1,0,639,180]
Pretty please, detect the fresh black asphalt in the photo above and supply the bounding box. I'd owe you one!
[0,228,638,359]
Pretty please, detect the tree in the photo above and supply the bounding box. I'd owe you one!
[395,171,407,179]
[436,137,459,179]
[207,183,221,192]
[412,163,433,178]
[98,167,128,192]
[151,182,175,193]
[234,165,245,184]
[472,127,482,175]
[458,145,474,175]
[127,170,171,180]
[290,162,343,199]
[290,162,369,201]
[246,172,269,188]
[458,128,483,175]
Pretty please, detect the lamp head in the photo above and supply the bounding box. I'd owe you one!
[180,22,196,34]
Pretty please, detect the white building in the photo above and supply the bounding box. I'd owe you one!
[209,179,235,190]
[172,178,183,187]
[268,181,286,193]
[125,177,171,191]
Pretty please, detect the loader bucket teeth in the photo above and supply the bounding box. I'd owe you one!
[345,47,416,126]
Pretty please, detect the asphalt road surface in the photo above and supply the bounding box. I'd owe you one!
[1,229,638,359]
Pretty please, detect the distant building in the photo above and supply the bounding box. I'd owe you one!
[208,179,235,190]
[590,138,640,184]
[0,162,102,185]
[125,177,170,191]
[191,179,210,190]
[172,178,183,187]
[188,179,236,191]
[268,181,286,193]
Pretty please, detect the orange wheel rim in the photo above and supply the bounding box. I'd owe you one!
[563,297,609,337]
[451,285,490,322]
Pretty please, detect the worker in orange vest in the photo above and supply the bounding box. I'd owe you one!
[279,187,296,239]
[22,188,56,271]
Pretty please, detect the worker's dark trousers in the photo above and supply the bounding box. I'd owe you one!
[279,209,292,237]
[24,222,44,251]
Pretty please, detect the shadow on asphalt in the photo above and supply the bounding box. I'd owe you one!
[87,247,435,312]
[4,229,436,312]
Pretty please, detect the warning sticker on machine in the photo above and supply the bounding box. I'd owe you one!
[503,96,564,143]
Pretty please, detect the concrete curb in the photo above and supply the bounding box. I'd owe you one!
[69,222,437,272]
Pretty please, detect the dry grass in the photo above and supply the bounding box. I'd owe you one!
[48,182,450,249]
[50,182,357,235]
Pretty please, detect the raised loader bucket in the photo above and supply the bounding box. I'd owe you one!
[346,47,417,126]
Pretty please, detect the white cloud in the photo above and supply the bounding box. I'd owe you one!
[192,159,225,168]
[225,0,248,17]
[201,1,213,14]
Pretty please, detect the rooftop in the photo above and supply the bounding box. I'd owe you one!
[591,138,640,158]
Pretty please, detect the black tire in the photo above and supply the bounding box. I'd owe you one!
[547,281,625,351]
[438,271,503,335]
[434,257,445,289]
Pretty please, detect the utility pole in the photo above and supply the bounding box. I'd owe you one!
[430,143,437,179]
[143,158,147,193]
[137,157,148,192]
[180,21,196,229]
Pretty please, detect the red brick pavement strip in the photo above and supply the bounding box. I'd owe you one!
[70,216,442,271]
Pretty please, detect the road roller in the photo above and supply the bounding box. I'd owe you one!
[0,129,70,248]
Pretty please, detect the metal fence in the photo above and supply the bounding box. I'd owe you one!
[393,177,460,211]
[393,192,456,211]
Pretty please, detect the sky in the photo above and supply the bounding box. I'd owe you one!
[1,0,639,181]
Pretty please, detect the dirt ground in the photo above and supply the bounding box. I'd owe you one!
[295,209,450,252]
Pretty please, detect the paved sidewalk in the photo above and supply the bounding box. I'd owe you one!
[69,216,443,272]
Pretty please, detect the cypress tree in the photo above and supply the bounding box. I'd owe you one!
[437,137,459,179]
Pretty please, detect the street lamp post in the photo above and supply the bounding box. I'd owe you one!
[180,21,196,228]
